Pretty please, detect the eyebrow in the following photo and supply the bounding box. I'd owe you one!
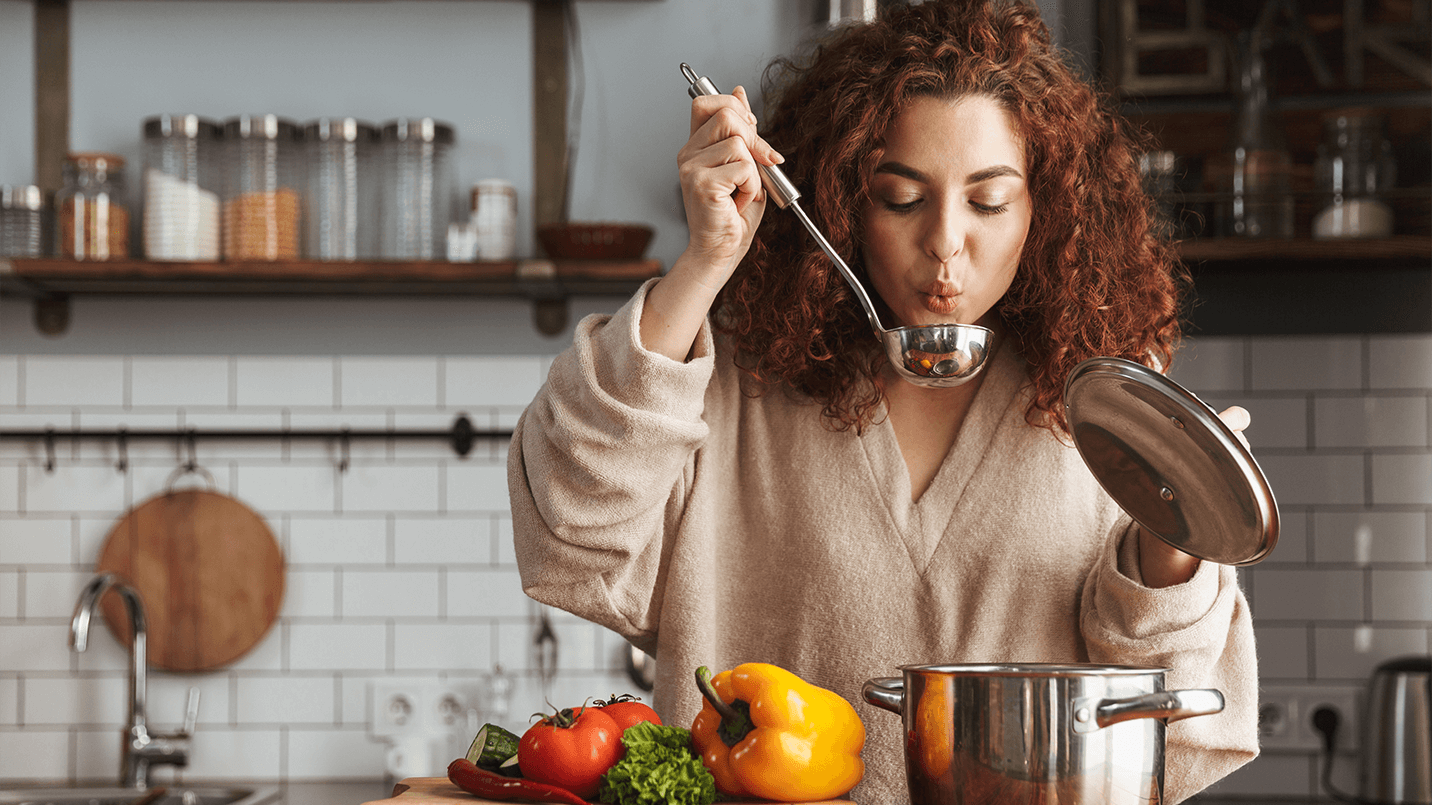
[874,161,1023,184]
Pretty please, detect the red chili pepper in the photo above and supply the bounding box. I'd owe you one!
[447,758,589,805]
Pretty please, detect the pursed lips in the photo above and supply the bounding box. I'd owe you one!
[919,280,960,315]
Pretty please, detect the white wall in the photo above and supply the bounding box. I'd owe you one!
[0,0,810,356]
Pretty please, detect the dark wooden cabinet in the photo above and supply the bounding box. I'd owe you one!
[1100,0,1431,334]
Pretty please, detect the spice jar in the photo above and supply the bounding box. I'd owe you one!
[222,114,302,261]
[142,114,222,261]
[1,185,45,257]
[471,179,517,260]
[379,118,455,259]
[55,152,130,260]
[1313,110,1397,239]
[304,118,379,260]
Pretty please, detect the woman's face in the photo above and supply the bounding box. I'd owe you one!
[861,94,1032,330]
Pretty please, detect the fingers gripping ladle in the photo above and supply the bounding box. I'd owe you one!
[680,63,993,388]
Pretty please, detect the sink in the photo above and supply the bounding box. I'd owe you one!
[0,786,281,805]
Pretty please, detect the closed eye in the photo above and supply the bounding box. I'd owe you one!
[882,198,922,213]
[972,200,1009,215]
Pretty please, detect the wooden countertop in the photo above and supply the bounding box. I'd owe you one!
[361,777,857,805]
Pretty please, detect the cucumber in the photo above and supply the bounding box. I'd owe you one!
[465,723,521,770]
[496,753,523,778]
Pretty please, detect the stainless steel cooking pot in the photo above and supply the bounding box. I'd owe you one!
[862,663,1225,805]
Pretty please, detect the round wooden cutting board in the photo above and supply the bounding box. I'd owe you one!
[97,488,285,672]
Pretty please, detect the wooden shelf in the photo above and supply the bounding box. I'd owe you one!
[0,257,663,335]
[1172,238,1431,335]
[1175,235,1431,263]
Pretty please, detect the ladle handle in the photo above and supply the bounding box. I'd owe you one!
[678,62,890,335]
[680,63,800,210]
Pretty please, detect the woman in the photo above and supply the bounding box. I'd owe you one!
[509,1,1259,802]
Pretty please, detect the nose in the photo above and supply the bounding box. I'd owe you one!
[924,203,965,265]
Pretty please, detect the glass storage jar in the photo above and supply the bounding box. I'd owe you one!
[379,118,455,259]
[1313,110,1397,239]
[471,178,517,260]
[55,152,130,260]
[1215,31,1294,239]
[222,114,302,261]
[0,184,45,257]
[142,114,222,261]
[303,118,379,260]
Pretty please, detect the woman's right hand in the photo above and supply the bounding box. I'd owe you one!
[676,85,784,288]
[640,86,783,361]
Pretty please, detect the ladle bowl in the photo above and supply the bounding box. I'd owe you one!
[884,322,993,387]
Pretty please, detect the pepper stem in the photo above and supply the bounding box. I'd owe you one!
[695,666,755,747]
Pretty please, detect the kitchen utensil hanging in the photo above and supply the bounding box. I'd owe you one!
[96,457,285,672]
[679,62,993,388]
[625,643,656,692]
[1064,357,1279,565]
[533,605,559,702]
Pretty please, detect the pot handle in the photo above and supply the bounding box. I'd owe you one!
[1074,689,1225,733]
[862,677,905,715]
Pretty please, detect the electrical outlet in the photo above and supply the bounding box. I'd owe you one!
[372,682,424,737]
[1260,684,1361,752]
[430,688,471,735]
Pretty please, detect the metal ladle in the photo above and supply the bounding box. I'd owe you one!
[681,63,994,388]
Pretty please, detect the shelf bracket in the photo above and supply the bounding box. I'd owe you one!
[33,294,70,336]
[532,298,568,335]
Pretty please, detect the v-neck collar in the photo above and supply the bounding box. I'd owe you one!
[859,344,1027,575]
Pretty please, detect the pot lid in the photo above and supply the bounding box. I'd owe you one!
[1064,357,1278,566]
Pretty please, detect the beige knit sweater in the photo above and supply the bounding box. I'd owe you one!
[509,280,1258,804]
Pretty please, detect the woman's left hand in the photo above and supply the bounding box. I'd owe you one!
[1217,405,1251,450]
[1138,405,1252,588]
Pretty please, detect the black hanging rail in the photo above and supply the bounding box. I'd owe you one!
[0,415,511,473]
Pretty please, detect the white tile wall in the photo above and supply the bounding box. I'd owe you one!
[0,356,18,408]
[0,517,74,565]
[0,351,631,785]
[1206,333,1432,798]
[131,357,231,408]
[235,357,337,408]
[339,358,440,408]
[1315,395,1429,448]
[22,357,125,407]
[1,336,1428,794]
[1370,335,1432,388]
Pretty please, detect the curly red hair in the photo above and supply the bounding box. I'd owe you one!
[714,0,1186,434]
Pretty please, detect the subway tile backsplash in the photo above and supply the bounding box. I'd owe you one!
[1,335,1429,795]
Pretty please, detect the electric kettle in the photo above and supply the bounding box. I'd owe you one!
[1361,655,1432,804]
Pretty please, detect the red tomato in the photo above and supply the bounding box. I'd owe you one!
[518,705,622,799]
[595,694,662,732]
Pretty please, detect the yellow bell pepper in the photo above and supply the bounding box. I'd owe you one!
[690,663,865,802]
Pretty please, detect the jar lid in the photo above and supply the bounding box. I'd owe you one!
[474,178,515,194]
[380,118,455,145]
[303,117,379,143]
[1064,357,1279,566]
[223,114,301,141]
[143,114,222,140]
[66,152,126,170]
[0,185,43,211]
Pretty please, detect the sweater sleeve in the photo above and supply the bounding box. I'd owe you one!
[1080,522,1260,804]
[508,279,715,644]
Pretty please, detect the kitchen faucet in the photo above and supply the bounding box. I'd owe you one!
[71,572,200,789]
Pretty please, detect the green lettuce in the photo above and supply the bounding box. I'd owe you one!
[598,721,717,805]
